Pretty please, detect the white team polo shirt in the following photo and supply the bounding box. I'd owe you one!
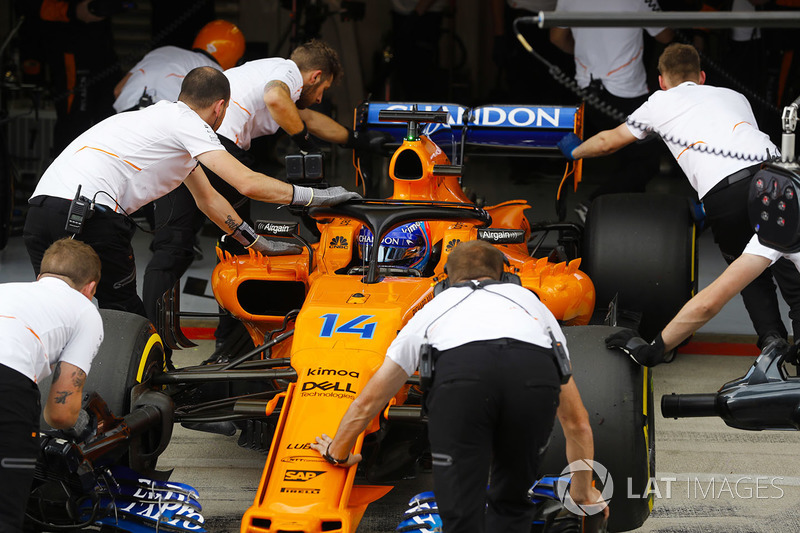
[744,235,800,272]
[113,46,221,113]
[555,0,665,98]
[217,58,304,150]
[0,277,103,384]
[31,100,225,213]
[626,82,778,199]
[386,282,569,376]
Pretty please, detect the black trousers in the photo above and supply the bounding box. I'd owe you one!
[0,364,40,533]
[425,339,561,533]
[703,176,800,346]
[23,196,146,317]
[142,135,252,340]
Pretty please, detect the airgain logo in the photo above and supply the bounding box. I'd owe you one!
[329,236,349,249]
[445,239,461,253]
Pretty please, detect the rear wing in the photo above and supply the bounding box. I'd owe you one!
[355,101,582,154]
[353,100,584,193]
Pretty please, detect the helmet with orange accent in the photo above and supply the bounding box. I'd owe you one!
[193,20,246,70]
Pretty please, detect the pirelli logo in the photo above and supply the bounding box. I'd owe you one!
[477,228,525,244]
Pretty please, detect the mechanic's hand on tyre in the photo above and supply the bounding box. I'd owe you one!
[291,185,362,207]
[344,129,393,155]
[605,329,666,367]
[310,433,362,468]
[557,132,583,161]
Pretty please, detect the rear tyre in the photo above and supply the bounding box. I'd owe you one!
[582,193,695,340]
[539,325,654,532]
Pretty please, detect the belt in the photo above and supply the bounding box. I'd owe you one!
[29,195,120,217]
[703,162,763,199]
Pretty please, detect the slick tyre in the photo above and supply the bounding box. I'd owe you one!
[582,193,695,340]
[539,326,654,532]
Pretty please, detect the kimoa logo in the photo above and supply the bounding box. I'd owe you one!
[554,459,613,516]
[445,239,461,253]
[307,368,359,378]
[329,236,349,249]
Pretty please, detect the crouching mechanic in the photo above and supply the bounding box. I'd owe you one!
[0,238,103,533]
[23,66,360,317]
[311,240,607,532]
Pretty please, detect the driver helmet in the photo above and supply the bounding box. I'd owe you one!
[358,221,432,271]
[193,20,246,70]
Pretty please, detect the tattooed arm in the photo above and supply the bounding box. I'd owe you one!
[263,79,305,136]
[43,361,87,429]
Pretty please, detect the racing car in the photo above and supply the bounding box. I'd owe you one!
[28,102,697,533]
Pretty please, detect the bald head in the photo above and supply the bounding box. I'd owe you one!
[179,66,231,109]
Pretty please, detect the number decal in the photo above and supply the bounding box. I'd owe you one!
[319,314,377,339]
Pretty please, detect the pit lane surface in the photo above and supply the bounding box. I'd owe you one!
[160,343,800,533]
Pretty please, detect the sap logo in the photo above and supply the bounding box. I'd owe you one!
[445,239,461,253]
[307,368,360,378]
[286,443,312,450]
[302,381,357,393]
[339,219,352,226]
[329,236,349,249]
[280,487,321,495]
[284,470,325,482]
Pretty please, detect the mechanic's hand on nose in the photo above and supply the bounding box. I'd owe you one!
[250,238,303,256]
[605,329,666,367]
[291,185,362,207]
[557,132,583,161]
[344,129,393,155]
[310,433,362,468]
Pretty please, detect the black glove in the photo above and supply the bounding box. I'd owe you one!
[290,124,321,154]
[291,185,361,207]
[605,329,666,367]
[344,129,393,155]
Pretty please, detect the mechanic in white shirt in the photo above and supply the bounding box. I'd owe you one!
[0,238,103,533]
[311,240,606,532]
[112,20,245,113]
[23,67,360,317]
[551,0,673,204]
[149,40,388,351]
[558,43,800,352]
[109,20,246,332]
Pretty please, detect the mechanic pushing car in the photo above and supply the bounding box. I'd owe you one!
[558,42,800,353]
[143,39,389,348]
[111,18,248,338]
[311,240,608,533]
[23,66,360,317]
[0,238,103,533]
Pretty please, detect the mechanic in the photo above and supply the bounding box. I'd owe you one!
[550,0,673,213]
[607,233,800,366]
[0,238,103,533]
[558,42,800,352]
[146,39,388,348]
[113,19,245,112]
[23,66,360,317]
[110,19,246,329]
[311,240,607,532]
